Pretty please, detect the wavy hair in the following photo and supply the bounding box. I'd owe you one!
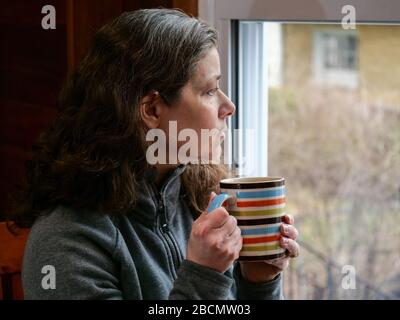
[10,9,230,227]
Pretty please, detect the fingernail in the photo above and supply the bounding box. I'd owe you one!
[282,237,288,245]
[283,225,288,234]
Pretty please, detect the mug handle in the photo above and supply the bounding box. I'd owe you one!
[207,193,235,213]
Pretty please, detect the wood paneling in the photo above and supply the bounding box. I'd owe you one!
[0,222,29,299]
[0,0,66,25]
[173,0,198,16]
[0,0,198,220]
[66,0,198,72]
[0,100,57,215]
[66,0,124,72]
[0,1,66,220]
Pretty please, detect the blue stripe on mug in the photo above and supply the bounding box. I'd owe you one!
[240,225,281,236]
[236,188,285,199]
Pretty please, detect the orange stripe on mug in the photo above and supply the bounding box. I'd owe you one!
[242,234,281,244]
[236,198,285,208]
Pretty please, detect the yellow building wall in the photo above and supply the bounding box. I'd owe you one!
[283,24,313,87]
[283,24,400,106]
[358,25,400,106]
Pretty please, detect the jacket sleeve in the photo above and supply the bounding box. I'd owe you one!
[232,262,284,300]
[169,259,234,300]
[22,208,124,300]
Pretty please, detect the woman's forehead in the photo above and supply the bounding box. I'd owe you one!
[192,49,221,85]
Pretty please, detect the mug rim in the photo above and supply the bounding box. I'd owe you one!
[220,176,284,189]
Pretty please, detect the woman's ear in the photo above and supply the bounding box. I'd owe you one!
[139,91,166,129]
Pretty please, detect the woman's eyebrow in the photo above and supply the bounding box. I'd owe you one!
[193,74,222,90]
[202,74,222,85]
[210,74,222,82]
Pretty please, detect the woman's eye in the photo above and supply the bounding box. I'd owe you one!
[206,88,219,96]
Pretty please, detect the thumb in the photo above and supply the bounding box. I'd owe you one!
[197,192,218,221]
[206,207,230,228]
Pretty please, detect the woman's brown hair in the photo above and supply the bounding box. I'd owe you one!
[10,8,229,227]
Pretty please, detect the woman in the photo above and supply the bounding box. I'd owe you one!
[13,8,299,299]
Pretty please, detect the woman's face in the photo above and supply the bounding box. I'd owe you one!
[158,47,236,164]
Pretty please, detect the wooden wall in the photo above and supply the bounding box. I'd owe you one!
[0,0,198,220]
[0,0,66,219]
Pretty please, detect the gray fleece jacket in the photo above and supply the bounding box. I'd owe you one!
[22,164,283,300]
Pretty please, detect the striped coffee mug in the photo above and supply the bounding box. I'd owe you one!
[208,177,287,261]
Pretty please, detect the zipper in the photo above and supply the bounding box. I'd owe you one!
[147,184,176,278]
[147,166,186,279]
[158,192,169,232]
[157,191,182,274]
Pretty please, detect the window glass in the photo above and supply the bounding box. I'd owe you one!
[239,22,400,299]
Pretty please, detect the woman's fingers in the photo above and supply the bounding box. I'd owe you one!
[283,214,294,225]
[280,214,299,258]
[280,237,300,258]
[280,223,299,240]
[229,226,241,239]
[222,215,238,237]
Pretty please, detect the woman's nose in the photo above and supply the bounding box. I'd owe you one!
[218,91,236,119]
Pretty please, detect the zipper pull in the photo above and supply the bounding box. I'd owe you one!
[158,192,169,233]
[161,223,169,233]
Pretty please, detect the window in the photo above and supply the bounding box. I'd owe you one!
[200,0,400,300]
[313,29,358,88]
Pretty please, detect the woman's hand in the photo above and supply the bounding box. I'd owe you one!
[187,194,243,273]
[239,214,300,283]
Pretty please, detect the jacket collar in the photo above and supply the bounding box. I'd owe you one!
[132,164,187,227]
